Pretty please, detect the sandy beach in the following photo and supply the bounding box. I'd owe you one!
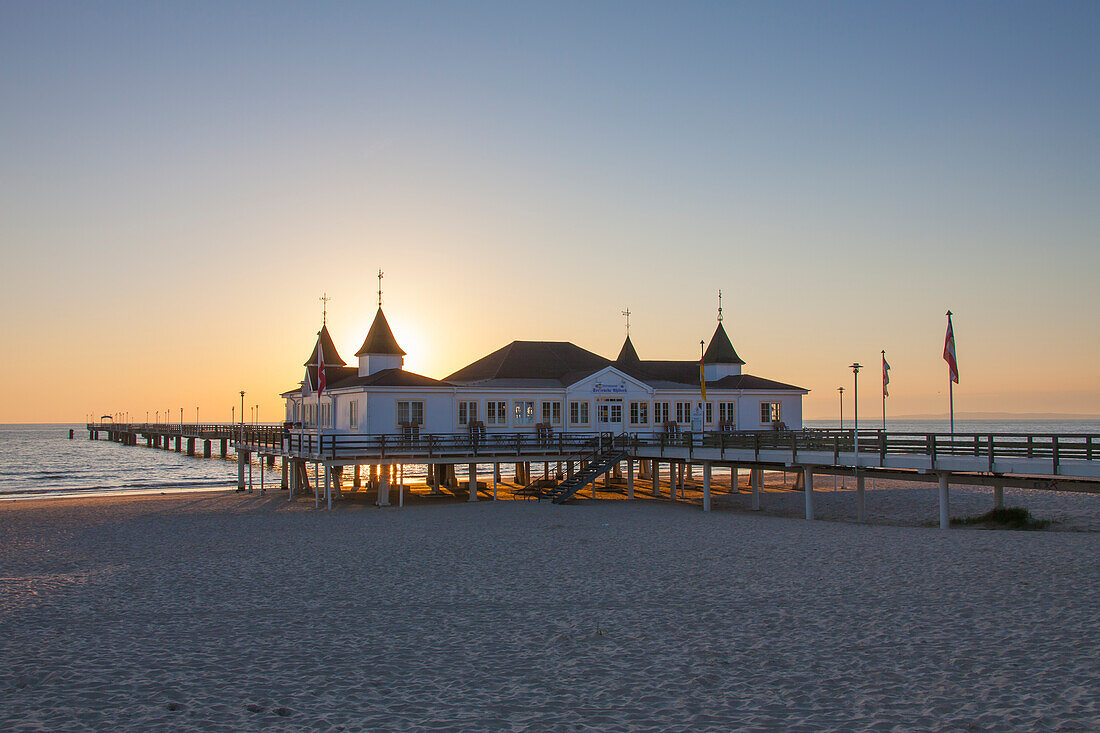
[2,490,1098,731]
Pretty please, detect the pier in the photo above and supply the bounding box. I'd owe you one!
[86,422,1100,527]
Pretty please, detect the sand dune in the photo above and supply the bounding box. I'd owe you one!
[1,492,1097,731]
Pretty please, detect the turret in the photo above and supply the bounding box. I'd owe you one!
[702,322,744,381]
[355,308,406,376]
[305,324,346,368]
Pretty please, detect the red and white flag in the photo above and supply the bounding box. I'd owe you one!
[943,311,959,384]
[882,352,891,397]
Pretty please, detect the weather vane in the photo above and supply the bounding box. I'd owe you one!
[319,292,331,325]
[717,290,723,323]
[378,269,384,308]
[621,307,631,335]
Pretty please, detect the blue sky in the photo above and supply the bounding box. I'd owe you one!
[1,1,1098,420]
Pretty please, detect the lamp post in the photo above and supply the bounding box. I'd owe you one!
[838,387,844,430]
[195,407,199,425]
[850,363,862,460]
[255,404,259,426]
[239,391,245,444]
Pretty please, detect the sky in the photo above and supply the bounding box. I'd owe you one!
[1,1,1098,423]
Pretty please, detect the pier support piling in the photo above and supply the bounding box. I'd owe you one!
[993,481,1004,510]
[627,459,634,499]
[938,474,951,530]
[856,473,866,523]
[803,466,815,520]
[203,440,211,458]
[468,463,478,502]
[751,468,761,511]
[281,458,289,492]
[702,462,712,512]
[378,465,390,506]
[237,450,248,491]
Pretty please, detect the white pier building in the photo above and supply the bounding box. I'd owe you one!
[283,304,807,438]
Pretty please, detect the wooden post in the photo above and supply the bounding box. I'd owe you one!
[237,450,247,490]
[993,480,1004,510]
[856,472,865,523]
[203,440,211,458]
[220,438,227,457]
[803,466,814,520]
[378,464,390,506]
[652,461,661,497]
[702,462,712,512]
[186,437,194,455]
[281,457,289,492]
[354,464,361,491]
[938,473,950,529]
[492,464,498,500]
[627,459,634,499]
[730,465,739,492]
[468,463,478,502]
[751,468,761,511]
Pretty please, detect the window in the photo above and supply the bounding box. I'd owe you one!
[761,402,781,424]
[629,401,649,424]
[696,402,713,424]
[719,401,736,426]
[653,401,670,425]
[319,402,331,427]
[514,400,536,426]
[675,401,693,424]
[349,400,358,429]
[397,400,424,426]
[458,400,479,427]
[541,401,562,426]
[569,400,590,425]
[597,402,622,424]
[486,400,508,426]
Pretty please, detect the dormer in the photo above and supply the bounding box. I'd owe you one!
[355,308,406,376]
[702,322,744,381]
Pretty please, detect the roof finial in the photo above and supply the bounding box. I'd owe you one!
[377,269,384,308]
[717,289,723,323]
[319,292,331,325]
[621,307,631,335]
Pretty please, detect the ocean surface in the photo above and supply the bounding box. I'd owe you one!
[3,420,1099,498]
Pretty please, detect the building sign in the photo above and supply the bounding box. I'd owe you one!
[591,382,628,395]
[691,407,704,433]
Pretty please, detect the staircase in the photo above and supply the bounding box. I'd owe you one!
[544,449,628,504]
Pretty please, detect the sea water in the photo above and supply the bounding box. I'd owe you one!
[3,420,1098,498]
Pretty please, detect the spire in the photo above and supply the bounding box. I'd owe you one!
[616,335,640,364]
[355,307,406,357]
[305,324,346,367]
[702,322,744,365]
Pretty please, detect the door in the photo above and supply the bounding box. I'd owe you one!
[596,399,623,433]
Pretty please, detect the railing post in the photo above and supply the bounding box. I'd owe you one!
[1052,436,1060,475]
[1027,435,1034,458]
[790,433,797,464]
[928,434,936,470]
[1087,436,1094,461]
[987,434,994,472]
[833,436,840,465]
[879,432,886,465]
[754,433,760,462]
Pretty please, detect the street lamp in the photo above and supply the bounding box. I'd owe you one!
[850,363,862,458]
[239,391,245,443]
[838,387,844,430]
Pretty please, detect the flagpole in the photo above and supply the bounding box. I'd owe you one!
[881,349,887,432]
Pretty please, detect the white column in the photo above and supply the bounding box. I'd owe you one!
[803,466,814,520]
[378,464,390,506]
[938,473,950,529]
[627,459,635,500]
[468,463,478,502]
[751,468,761,511]
[993,482,1004,509]
[702,462,712,512]
[856,473,866,523]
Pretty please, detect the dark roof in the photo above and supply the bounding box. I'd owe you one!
[355,308,406,357]
[708,374,807,392]
[286,365,447,395]
[305,325,347,367]
[445,341,610,383]
[616,336,640,365]
[702,323,745,365]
